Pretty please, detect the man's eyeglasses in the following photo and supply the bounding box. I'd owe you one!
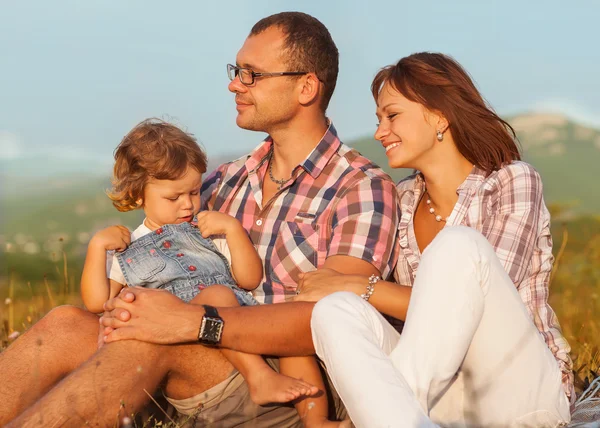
[227,64,308,86]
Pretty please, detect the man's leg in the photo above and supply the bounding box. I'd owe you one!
[7,327,234,428]
[0,305,99,426]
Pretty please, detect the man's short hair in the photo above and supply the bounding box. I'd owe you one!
[250,12,339,111]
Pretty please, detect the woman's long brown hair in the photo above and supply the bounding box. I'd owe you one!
[372,52,520,173]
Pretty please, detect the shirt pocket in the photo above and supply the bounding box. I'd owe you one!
[270,221,321,289]
[122,243,167,282]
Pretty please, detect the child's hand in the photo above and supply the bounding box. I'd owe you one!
[90,225,131,252]
[195,211,243,237]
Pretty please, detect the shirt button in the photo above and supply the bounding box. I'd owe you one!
[373,255,378,262]
[256,219,263,226]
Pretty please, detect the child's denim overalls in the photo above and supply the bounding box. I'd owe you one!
[116,221,258,306]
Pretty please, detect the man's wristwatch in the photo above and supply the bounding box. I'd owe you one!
[198,305,224,346]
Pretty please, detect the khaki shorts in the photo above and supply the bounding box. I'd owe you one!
[165,358,348,427]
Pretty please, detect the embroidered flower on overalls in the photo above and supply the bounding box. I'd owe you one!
[176,253,184,257]
[163,241,172,249]
[155,228,163,234]
[188,265,197,271]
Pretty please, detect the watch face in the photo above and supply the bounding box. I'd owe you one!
[200,317,223,344]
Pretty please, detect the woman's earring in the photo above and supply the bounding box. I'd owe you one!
[436,130,444,141]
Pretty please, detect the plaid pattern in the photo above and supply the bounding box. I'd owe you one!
[201,123,399,304]
[393,161,575,404]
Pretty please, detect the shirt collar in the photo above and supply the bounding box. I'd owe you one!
[412,165,488,195]
[243,121,341,180]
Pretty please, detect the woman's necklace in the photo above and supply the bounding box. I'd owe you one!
[425,190,448,223]
[268,151,293,190]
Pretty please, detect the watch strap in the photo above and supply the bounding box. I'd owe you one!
[203,304,220,318]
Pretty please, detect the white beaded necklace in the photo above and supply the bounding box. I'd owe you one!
[425,191,448,222]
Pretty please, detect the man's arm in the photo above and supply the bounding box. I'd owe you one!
[101,256,377,355]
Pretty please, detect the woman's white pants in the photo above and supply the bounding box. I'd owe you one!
[312,226,570,427]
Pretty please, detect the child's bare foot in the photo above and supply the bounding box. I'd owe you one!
[246,366,319,405]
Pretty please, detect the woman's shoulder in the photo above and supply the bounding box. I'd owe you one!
[486,161,543,191]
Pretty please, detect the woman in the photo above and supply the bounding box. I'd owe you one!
[296,53,573,427]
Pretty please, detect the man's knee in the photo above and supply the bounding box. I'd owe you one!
[39,305,97,332]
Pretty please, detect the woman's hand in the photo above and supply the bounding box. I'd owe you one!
[293,268,364,302]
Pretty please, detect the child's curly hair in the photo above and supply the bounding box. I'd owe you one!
[108,118,208,212]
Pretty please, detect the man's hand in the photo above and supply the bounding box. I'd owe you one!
[195,211,243,237]
[90,225,131,252]
[99,287,201,345]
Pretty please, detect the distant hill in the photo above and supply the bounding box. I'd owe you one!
[349,113,600,214]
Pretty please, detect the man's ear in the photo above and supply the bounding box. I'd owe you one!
[298,73,321,107]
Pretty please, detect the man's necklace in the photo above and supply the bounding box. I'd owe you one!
[268,151,293,190]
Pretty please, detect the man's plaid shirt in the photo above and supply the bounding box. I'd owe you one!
[201,123,399,304]
[393,161,575,404]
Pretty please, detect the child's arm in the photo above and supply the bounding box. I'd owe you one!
[195,211,263,290]
[81,225,130,313]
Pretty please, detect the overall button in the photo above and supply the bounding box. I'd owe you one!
[155,228,163,235]
[256,219,263,226]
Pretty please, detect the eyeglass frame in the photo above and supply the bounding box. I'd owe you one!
[227,64,308,86]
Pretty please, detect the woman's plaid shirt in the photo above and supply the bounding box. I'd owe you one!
[200,124,399,305]
[393,161,575,404]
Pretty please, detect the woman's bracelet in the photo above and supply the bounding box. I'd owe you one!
[361,274,380,301]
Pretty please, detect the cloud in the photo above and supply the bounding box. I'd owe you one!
[529,99,600,129]
[0,131,23,160]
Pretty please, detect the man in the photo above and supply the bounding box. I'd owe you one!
[0,12,398,427]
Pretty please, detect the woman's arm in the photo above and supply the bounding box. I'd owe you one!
[81,226,129,313]
[195,211,263,289]
[296,268,412,321]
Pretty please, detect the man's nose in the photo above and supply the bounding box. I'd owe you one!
[228,75,247,93]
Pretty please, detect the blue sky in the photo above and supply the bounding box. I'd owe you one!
[1,0,598,172]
